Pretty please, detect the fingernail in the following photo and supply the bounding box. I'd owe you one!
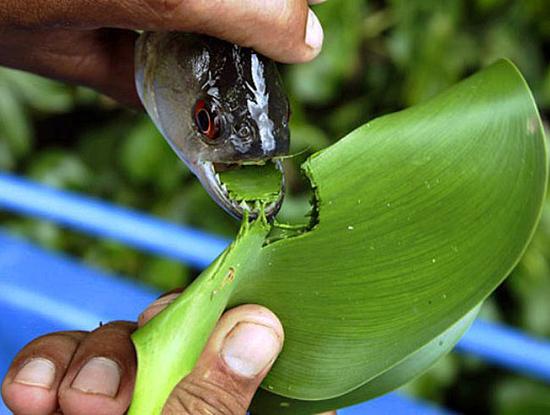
[72,357,120,397]
[14,358,56,389]
[305,9,324,51]
[221,322,281,378]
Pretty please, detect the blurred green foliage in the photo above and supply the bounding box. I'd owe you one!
[1,0,550,413]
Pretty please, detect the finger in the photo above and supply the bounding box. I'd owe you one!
[0,27,140,107]
[57,321,137,415]
[183,0,325,63]
[138,291,182,327]
[163,304,284,415]
[5,0,324,63]
[1,331,87,415]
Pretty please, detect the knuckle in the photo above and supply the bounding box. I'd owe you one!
[146,0,182,13]
[137,0,190,27]
[278,0,307,35]
[6,331,85,379]
[265,0,310,59]
[0,3,40,28]
[164,376,247,415]
[26,331,85,349]
[274,0,293,28]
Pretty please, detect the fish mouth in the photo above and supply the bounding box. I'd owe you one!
[193,160,285,220]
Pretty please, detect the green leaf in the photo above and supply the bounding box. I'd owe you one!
[130,60,547,414]
[120,117,189,187]
[251,305,480,414]
[29,150,92,190]
[219,163,283,203]
[0,67,75,113]
[246,59,546,402]
[287,0,365,104]
[388,0,479,105]
[494,378,550,415]
[0,83,32,157]
[142,258,192,292]
[130,217,271,414]
[289,122,331,154]
[173,182,240,237]
[0,139,15,170]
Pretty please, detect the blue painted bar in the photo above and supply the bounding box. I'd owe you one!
[456,319,550,383]
[0,231,157,415]
[0,173,228,269]
[340,393,456,415]
[2,173,550,413]
[2,173,550,383]
[0,231,448,415]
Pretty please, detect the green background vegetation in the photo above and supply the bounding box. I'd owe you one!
[1,0,550,413]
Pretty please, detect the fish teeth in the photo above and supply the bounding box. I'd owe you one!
[239,200,251,211]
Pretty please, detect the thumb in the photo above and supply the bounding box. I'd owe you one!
[163,304,284,415]
[6,0,324,63]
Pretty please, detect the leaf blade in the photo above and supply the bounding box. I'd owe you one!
[232,59,547,400]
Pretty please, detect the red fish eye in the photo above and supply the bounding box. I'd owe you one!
[194,99,220,140]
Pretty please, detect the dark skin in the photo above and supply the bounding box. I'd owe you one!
[0,1,335,414]
[3,298,291,415]
[0,0,325,106]
[2,295,336,414]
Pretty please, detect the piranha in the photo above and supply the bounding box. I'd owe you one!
[135,32,290,219]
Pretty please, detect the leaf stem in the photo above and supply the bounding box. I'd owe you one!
[128,217,270,414]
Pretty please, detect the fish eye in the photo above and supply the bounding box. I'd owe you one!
[194,99,220,140]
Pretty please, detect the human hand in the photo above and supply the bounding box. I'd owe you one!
[0,0,325,106]
[1,292,337,414]
[2,293,284,414]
